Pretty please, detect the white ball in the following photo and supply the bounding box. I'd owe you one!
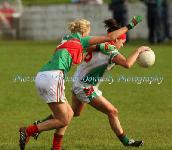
[137,50,155,68]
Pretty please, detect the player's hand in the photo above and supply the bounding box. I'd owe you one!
[137,46,151,54]
[98,43,114,55]
[127,16,143,30]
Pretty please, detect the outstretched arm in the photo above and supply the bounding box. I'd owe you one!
[89,27,128,45]
[89,16,143,45]
[112,46,151,68]
[85,45,97,53]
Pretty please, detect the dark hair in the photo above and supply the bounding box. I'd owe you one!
[104,19,121,33]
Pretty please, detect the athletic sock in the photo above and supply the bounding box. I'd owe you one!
[26,125,39,137]
[52,133,63,150]
[117,133,129,145]
[41,114,53,122]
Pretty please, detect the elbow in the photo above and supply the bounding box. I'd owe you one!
[124,63,132,69]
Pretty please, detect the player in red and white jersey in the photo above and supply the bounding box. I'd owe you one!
[71,19,150,147]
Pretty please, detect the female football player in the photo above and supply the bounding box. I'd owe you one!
[71,19,150,147]
[19,17,142,150]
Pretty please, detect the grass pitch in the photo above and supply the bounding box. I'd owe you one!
[0,40,172,150]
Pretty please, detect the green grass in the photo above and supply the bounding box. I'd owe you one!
[21,0,137,5]
[0,39,172,150]
[21,0,172,5]
[21,0,111,5]
[22,0,71,5]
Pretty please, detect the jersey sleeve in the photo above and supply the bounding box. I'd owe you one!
[97,43,119,55]
[80,36,92,49]
[109,49,120,64]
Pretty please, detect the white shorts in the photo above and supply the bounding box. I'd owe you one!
[35,70,66,103]
[72,80,102,103]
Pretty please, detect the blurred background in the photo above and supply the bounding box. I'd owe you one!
[0,0,172,43]
[0,1,172,150]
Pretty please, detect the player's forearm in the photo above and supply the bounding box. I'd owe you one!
[125,46,150,68]
[89,27,128,45]
[112,50,140,69]
[86,45,97,53]
[125,50,140,68]
[109,16,143,40]
[89,36,111,45]
[108,26,128,40]
[89,15,142,45]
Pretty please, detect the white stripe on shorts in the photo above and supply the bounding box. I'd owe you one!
[56,71,65,103]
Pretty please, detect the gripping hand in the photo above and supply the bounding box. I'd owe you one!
[127,16,143,30]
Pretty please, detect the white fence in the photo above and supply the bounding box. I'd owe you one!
[19,3,172,40]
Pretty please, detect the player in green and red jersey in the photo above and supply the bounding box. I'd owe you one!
[19,17,143,150]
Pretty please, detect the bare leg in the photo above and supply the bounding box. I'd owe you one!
[89,96,123,136]
[36,94,86,123]
[89,96,143,147]
[72,94,86,116]
[33,94,86,138]
[55,94,86,135]
[19,101,73,150]
[37,101,73,132]
[55,102,73,135]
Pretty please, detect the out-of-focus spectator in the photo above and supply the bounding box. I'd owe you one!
[0,0,15,29]
[72,0,103,5]
[81,0,103,4]
[162,0,172,40]
[108,0,129,41]
[71,0,80,3]
[0,0,23,38]
[141,0,164,44]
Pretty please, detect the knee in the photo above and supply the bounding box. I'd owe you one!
[58,111,74,127]
[59,118,71,127]
[69,109,74,120]
[107,107,119,118]
[64,109,74,126]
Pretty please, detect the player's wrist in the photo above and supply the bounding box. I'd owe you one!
[126,24,133,30]
[96,44,100,51]
[127,16,143,30]
[136,48,142,54]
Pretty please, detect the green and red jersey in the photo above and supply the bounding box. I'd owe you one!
[40,33,92,75]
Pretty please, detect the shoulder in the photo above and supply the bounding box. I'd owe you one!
[62,33,81,40]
